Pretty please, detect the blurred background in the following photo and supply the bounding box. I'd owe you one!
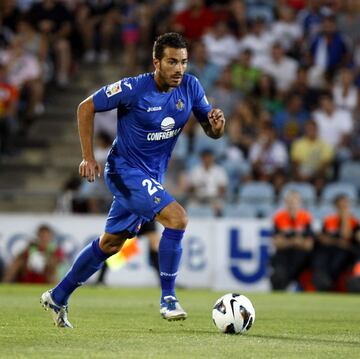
[1,0,360,293]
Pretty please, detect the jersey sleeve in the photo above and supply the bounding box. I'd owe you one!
[190,76,212,122]
[92,77,137,112]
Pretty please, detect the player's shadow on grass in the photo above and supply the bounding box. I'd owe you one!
[251,334,360,346]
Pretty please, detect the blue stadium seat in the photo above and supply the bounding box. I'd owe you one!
[223,203,275,219]
[308,204,334,222]
[280,182,316,207]
[321,182,358,204]
[186,203,214,217]
[238,182,275,204]
[339,161,360,189]
[223,203,257,218]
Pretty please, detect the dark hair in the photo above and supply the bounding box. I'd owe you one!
[153,32,187,60]
[334,194,348,206]
[37,224,53,233]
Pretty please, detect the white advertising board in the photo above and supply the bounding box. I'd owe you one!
[0,215,273,291]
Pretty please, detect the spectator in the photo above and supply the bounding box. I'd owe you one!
[309,15,349,75]
[202,21,238,68]
[272,92,309,146]
[229,101,259,158]
[76,131,113,213]
[288,66,324,111]
[270,190,314,290]
[230,48,261,94]
[251,73,283,113]
[0,63,18,156]
[238,17,275,63]
[208,66,241,118]
[187,148,228,216]
[187,40,220,92]
[255,42,298,93]
[3,224,64,283]
[249,122,288,191]
[118,0,141,70]
[28,0,74,87]
[291,119,333,191]
[227,0,248,39]
[313,93,353,151]
[173,0,216,42]
[313,194,360,291]
[271,5,302,52]
[297,0,323,38]
[332,67,358,113]
[0,36,42,121]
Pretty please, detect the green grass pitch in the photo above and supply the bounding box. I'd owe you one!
[0,285,359,359]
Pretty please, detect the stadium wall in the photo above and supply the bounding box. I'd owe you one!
[0,214,273,292]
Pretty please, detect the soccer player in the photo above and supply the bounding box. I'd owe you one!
[40,32,225,328]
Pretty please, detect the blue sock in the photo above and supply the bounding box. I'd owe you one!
[158,228,184,303]
[52,238,110,306]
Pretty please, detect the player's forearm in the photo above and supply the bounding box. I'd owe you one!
[200,119,224,139]
[77,96,96,160]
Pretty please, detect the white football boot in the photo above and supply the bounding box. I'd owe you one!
[40,290,73,328]
[160,295,187,321]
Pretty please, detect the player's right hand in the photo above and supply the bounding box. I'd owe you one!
[79,158,102,182]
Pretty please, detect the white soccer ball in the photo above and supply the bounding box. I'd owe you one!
[212,293,255,334]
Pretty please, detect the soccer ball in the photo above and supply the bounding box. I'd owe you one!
[212,293,255,334]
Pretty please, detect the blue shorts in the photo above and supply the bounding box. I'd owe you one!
[104,166,174,235]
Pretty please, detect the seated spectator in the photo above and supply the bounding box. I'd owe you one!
[0,63,18,156]
[173,0,216,42]
[249,122,288,192]
[230,48,261,94]
[270,190,314,290]
[28,0,74,87]
[208,66,241,118]
[202,20,239,68]
[309,14,350,76]
[238,17,275,63]
[288,66,323,112]
[187,148,228,216]
[271,5,302,52]
[255,42,298,93]
[333,67,358,113]
[187,40,220,92]
[291,119,333,191]
[251,73,283,114]
[76,131,113,213]
[3,224,64,284]
[313,194,360,291]
[227,0,248,39]
[313,92,353,155]
[77,0,117,63]
[229,101,260,158]
[0,36,42,121]
[273,92,309,146]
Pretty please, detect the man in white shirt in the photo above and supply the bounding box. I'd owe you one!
[254,42,298,92]
[313,93,353,149]
[188,148,228,216]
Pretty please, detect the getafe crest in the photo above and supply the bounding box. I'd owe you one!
[176,99,184,111]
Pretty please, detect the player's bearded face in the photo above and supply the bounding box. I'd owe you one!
[155,48,188,88]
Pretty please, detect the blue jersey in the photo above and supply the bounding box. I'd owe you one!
[93,72,211,181]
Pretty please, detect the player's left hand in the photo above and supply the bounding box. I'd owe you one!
[208,108,225,135]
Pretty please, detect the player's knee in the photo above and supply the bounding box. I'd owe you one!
[166,208,188,229]
[99,232,129,255]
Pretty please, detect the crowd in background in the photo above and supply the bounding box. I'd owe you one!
[2,0,360,290]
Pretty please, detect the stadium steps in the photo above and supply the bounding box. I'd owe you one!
[0,59,125,212]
